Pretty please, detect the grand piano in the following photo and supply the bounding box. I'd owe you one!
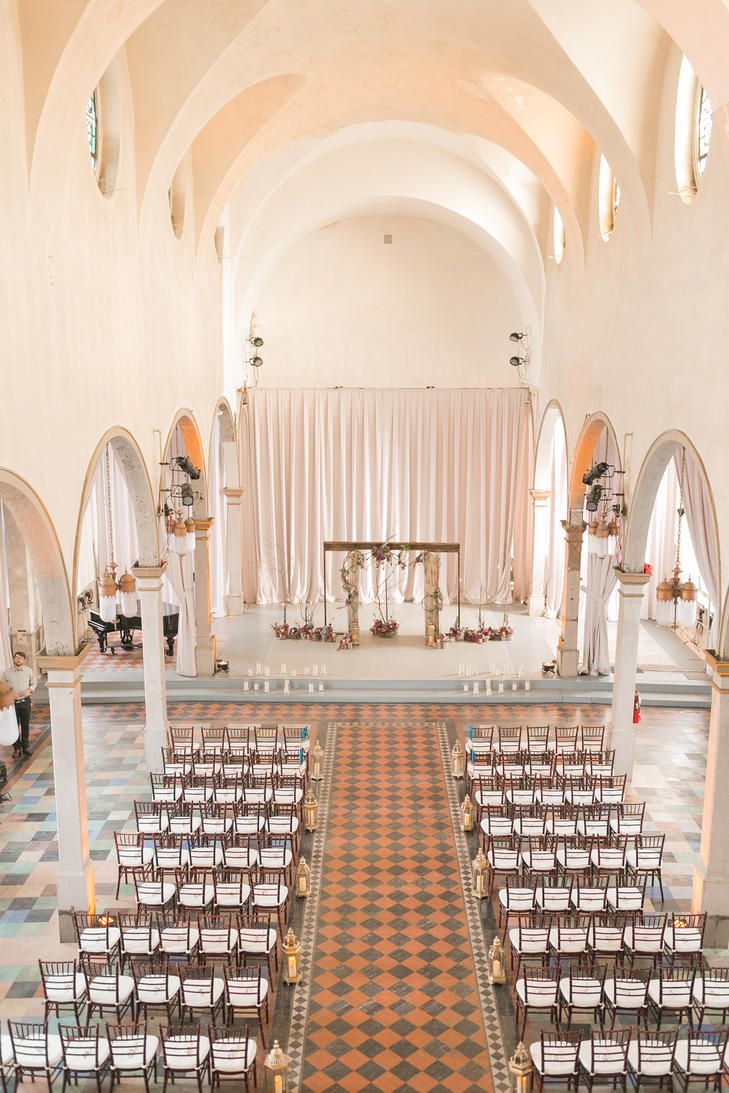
[89,600,179,656]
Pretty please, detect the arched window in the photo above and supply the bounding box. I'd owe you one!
[675,56,712,201]
[85,92,99,166]
[598,155,619,240]
[552,205,565,264]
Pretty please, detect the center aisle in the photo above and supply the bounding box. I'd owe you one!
[297,718,506,1093]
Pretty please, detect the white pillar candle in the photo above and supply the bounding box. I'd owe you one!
[253,682,259,692]
[498,681,504,694]
[264,681,270,693]
[525,680,531,692]
[485,681,492,695]
[512,681,517,692]
[284,679,290,694]
[313,665,319,677]
[458,664,464,676]
[463,683,469,693]
[308,682,314,693]
[255,662,262,675]
[472,681,479,695]
[243,681,249,692]
[318,683,324,692]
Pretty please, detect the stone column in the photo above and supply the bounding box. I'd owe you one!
[36,647,95,940]
[692,656,729,943]
[528,489,551,617]
[194,518,216,676]
[557,515,585,678]
[609,571,649,777]
[223,487,244,616]
[132,565,170,771]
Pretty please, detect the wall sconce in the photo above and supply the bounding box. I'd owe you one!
[451,739,464,779]
[488,936,506,985]
[282,927,302,985]
[296,856,310,897]
[461,794,475,832]
[472,848,489,899]
[304,787,319,831]
[264,1041,290,1092]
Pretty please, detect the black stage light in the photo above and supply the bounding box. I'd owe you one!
[510,331,526,343]
[510,355,526,367]
[174,455,201,480]
[582,461,610,486]
[586,484,602,511]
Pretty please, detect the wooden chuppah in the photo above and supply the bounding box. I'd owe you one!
[322,541,461,637]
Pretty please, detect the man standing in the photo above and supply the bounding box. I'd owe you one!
[3,651,37,758]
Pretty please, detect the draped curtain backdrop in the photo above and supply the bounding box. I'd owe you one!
[209,417,226,617]
[679,451,720,646]
[544,424,567,618]
[77,447,139,593]
[241,388,533,606]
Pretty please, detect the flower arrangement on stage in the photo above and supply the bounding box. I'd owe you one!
[489,612,513,641]
[372,542,408,568]
[447,623,462,639]
[463,626,490,643]
[272,621,336,642]
[338,633,354,650]
[371,617,399,638]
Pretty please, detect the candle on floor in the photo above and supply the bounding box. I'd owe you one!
[472,681,479,695]
[318,683,324,692]
[485,680,492,695]
[284,679,290,694]
[264,681,270,693]
[498,681,504,694]
[243,681,249,691]
[525,680,531,691]
[518,665,524,678]
[253,682,259,692]
[463,683,469,693]
[255,662,262,675]
[313,665,319,677]
[308,682,314,693]
[512,681,517,692]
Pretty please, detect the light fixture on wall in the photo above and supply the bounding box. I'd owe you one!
[656,448,698,627]
[508,330,530,382]
[97,446,137,622]
[584,453,623,557]
[160,453,199,557]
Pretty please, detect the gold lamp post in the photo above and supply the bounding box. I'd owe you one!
[296,855,311,897]
[451,738,465,779]
[461,793,475,832]
[312,739,323,781]
[509,1042,533,1093]
[304,787,319,831]
[282,927,302,985]
[263,1041,290,1092]
[488,936,506,985]
[472,848,489,899]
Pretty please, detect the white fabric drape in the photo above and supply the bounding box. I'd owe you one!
[209,418,226,617]
[680,451,720,645]
[544,424,567,617]
[76,447,139,592]
[582,553,617,675]
[642,461,681,621]
[167,552,197,676]
[241,388,533,606]
[0,506,13,672]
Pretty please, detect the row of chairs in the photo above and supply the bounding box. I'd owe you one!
[0,1020,258,1093]
[468,723,606,752]
[485,836,662,897]
[479,803,648,838]
[516,965,729,1039]
[168,722,309,754]
[505,912,707,976]
[149,771,306,806]
[498,876,667,931]
[466,753,617,791]
[73,913,280,980]
[529,1027,729,1093]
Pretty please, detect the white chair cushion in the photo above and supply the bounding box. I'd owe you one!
[627,1042,673,1077]
[161,929,200,954]
[211,1042,257,1073]
[559,978,602,1008]
[228,979,269,1005]
[119,846,155,866]
[579,1042,627,1075]
[665,927,702,952]
[182,978,225,1006]
[253,884,288,906]
[80,926,121,952]
[215,883,251,906]
[530,1043,578,1076]
[89,974,134,1005]
[515,979,558,1006]
[201,929,239,953]
[13,1035,63,1069]
[123,928,161,953]
[694,977,729,1009]
[674,1041,722,1076]
[137,883,176,906]
[112,1033,159,1069]
[624,926,663,952]
[498,888,534,911]
[178,884,215,907]
[604,978,647,1009]
[648,979,692,1008]
[508,928,548,954]
[240,929,277,953]
[64,1041,111,1071]
[136,975,181,1003]
[45,972,87,1002]
[1,1034,13,1066]
[164,1037,210,1070]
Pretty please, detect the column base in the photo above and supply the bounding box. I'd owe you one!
[612,720,636,778]
[224,594,243,616]
[57,864,96,939]
[145,722,169,772]
[557,646,580,679]
[194,636,217,677]
[692,867,729,938]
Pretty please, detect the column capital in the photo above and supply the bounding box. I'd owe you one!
[561,519,586,542]
[704,651,729,691]
[222,487,244,501]
[194,518,215,534]
[132,563,167,581]
[530,488,551,504]
[37,643,90,683]
[615,569,651,592]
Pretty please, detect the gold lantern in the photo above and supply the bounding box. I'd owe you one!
[263,1041,290,1092]
[451,739,465,780]
[488,936,506,985]
[472,848,489,899]
[509,1042,533,1093]
[118,570,137,616]
[282,928,302,985]
[304,787,319,831]
[461,794,475,832]
[312,739,323,781]
[296,856,310,897]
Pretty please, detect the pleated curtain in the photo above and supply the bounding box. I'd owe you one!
[241,388,533,606]
[680,452,720,646]
[209,417,226,617]
[544,425,567,618]
[167,552,197,676]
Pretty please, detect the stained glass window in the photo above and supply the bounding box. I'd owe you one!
[697,87,712,175]
[85,92,98,163]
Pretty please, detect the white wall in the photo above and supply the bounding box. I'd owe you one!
[249,215,525,388]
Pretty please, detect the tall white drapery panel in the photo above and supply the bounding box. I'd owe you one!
[209,417,226,617]
[241,388,533,606]
[680,451,720,646]
[641,460,681,621]
[76,447,139,593]
[544,425,567,618]
[166,552,197,676]
[0,506,13,671]
[582,553,617,675]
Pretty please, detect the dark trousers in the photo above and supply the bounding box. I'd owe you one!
[14,698,31,750]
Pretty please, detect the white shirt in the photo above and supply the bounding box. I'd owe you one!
[2,665,37,697]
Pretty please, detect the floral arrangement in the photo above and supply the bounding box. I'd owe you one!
[310,624,336,643]
[447,623,462,639]
[371,618,399,637]
[463,626,490,643]
[338,633,354,650]
[273,621,336,642]
[77,588,94,611]
[490,612,513,641]
[372,543,407,568]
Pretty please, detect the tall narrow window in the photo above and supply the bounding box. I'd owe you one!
[598,154,619,240]
[85,92,98,165]
[697,87,712,176]
[552,206,565,264]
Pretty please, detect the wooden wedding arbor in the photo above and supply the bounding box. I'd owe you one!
[322,540,462,632]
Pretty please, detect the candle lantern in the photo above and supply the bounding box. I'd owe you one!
[488,936,506,985]
[312,739,323,781]
[472,848,489,899]
[461,794,475,832]
[296,856,310,897]
[304,787,319,831]
[264,1040,290,1092]
[509,1042,533,1093]
[282,927,302,985]
[451,739,465,780]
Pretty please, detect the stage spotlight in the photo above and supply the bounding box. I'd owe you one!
[582,461,610,486]
[181,484,195,508]
[509,332,527,343]
[510,355,526,368]
[585,484,602,512]
[542,661,556,676]
[248,336,264,348]
[248,355,264,368]
[173,455,201,480]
